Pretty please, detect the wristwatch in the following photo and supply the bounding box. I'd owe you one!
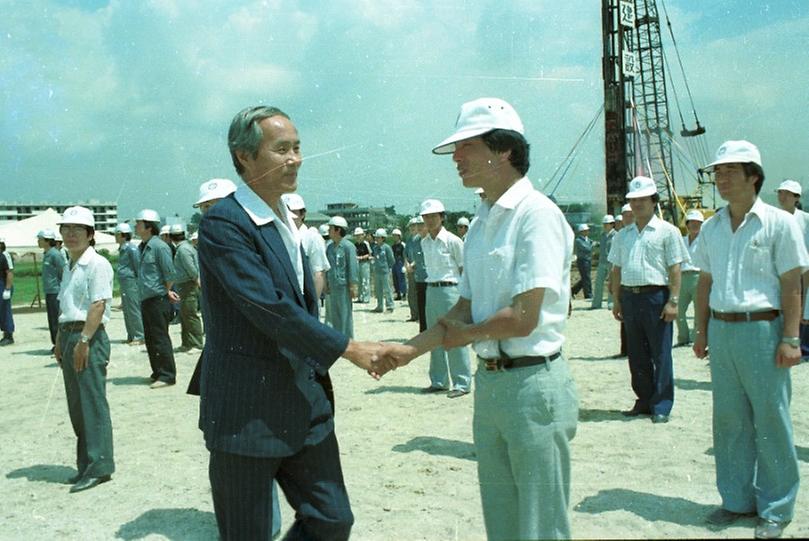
[80,334,91,344]
[781,336,800,348]
[667,297,678,306]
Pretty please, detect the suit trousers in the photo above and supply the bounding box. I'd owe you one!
[141,295,176,383]
[326,285,354,339]
[58,326,115,479]
[590,261,612,309]
[177,281,204,349]
[46,293,60,345]
[708,316,798,522]
[621,288,674,415]
[474,356,578,540]
[119,276,144,342]
[416,282,427,333]
[209,430,353,541]
[676,271,699,344]
[426,284,471,391]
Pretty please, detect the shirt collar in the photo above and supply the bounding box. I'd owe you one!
[717,197,766,222]
[631,213,662,233]
[490,177,533,210]
[75,247,96,267]
[429,227,450,242]
[235,184,287,226]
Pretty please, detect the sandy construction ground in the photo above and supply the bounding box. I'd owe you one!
[2,297,809,540]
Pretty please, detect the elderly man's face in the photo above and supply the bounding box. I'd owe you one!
[238,115,301,196]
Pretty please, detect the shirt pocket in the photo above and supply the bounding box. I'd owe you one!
[745,235,774,278]
[487,245,514,282]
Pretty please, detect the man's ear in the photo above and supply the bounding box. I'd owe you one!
[235,150,251,171]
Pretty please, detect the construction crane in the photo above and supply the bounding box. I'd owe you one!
[602,0,711,224]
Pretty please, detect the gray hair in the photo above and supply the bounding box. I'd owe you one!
[228,105,290,176]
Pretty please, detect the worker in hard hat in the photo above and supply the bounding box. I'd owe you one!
[38,228,66,352]
[0,237,14,346]
[54,206,115,493]
[194,178,237,214]
[353,227,372,303]
[282,193,330,298]
[591,215,616,310]
[115,223,144,345]
[325,216,358,337]
[456,216,470,240]
[135,209,179,389]
[170,223,203,353]
[403,218,421,322]
[571,224,593,300]
[371,228,395,312]
[675,209,704,346]
[391,228,407,301]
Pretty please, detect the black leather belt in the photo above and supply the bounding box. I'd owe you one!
[711,309,780,322]
[621,285,668,294]
[428,281,458,287]
[60,322,105,332]
[682,270,700,274]
[479,352,561,371]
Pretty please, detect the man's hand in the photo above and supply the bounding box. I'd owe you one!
[373,342,419,376]
[73,341,89,371]
[342,340,388,379]
[776,342,801,368]
[692,333,708,358]
[54,340,62,365]
[168,290,181,304]
[438,318,474,349]
[612,301,623,321]
[660,301,677,322]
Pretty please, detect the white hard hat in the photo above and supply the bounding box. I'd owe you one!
[413,215,424,224]
[432,98,524,155]
[777,179,802,196]
[705,140,762,171]
[169,223,185,235]
[474,187,485,195]
[115,223,132,234]
[137,209,161,223]
[457,217,470,227]
[602,214,615,224]
[615,215,624,222]
[318,224,329,236]
[391,228,402,236]
[190,231,199,241]
[194,178,236,207]
[282,193,306,211]
[621,203,632,214]
[160,225,171,235]
[626,176,658,199]
[685,209,705,223]
[353,227,364,236]
[37,228,56,239]
[57,206,95,228]
[54,232,63,242]
[374,228,388,238]
[420,199,445,216]
[577,224,590,232]
[328,216,349,229]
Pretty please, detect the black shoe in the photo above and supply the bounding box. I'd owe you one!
[755,518,789,539]
[651,414,670,424]
[0,335,13,346]
[421,386,445,394]
[706,507,756,526]
[447,389,470,399]
[70,475,111,493]
[65,472,83,485]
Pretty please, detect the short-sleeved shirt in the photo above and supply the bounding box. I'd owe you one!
[392,241,406,264]
[789,208,809,255]
[421,227,464,284]
[460,177,573,358]
[326,238,359,288]
[138,236,177,300]
[608,214,689,286]
[692,198,809,312]
[356,240,371,261]
[681,235,701,272]
[173,240,200,284]
[301,225,330,274]
[117,241,140,280]
[57,247,114,325]
[42,246,66,294]
[4,251,14,270]
[372,243,394,274]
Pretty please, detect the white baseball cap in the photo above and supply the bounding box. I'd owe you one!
[413,215,425,224]
[685,209,705,223]
[328,216,349,229]
[577,224,590,232]
[391,228,402,236]
[626,176,658,199]
[54,232,63,242]
[433,98,524,155]
[602,214,615,224]
[37,228,56,239]
[282,193,306,211]
[456,217,470,227]
[57,206,95,228]
[115,223,132,234]
[615,215,624,222]
[621,203,632,214]
[420,199,445,216]
[137,209,161,223]
[318,224,329,236]
[353,227,364,236]
[374,228,388,238]
[194,178,236,207]
[169,224,186,235]
[190,231,199,241]
[160,225,171,235]
[705,140,762,171]
[777,179,802,196]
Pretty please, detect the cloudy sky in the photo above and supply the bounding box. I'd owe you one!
[2,0,808,223]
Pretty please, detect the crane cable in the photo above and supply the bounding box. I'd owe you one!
[544,105,604,196]
[659,0,703,129]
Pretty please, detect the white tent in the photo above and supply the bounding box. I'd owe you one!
[0,208,119,257]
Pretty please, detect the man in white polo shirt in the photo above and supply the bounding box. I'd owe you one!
[282,193,330,298]
[375,98,578,539]
[693,140,807,539]
[419,198,471,398]
[609,176,689,423]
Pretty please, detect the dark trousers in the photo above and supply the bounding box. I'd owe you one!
[801,323,809,358]
[621,288,674,415]
[571,259,592,298]
[0,285,15,334]
[209,430,353,541]
[392,261,407,298]
[141,295,176,383]
[58,326,115,479]
[417,282,427,333]
[46,293,60,345]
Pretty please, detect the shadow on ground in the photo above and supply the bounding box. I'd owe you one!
[11,348,53,356]
[578,408,640,423]
[116,508,218,540]
[6,464,75,484]
[109,376,153,386]
[365,385,424,395]
[570,355,625,362]
[392,436,476,461]
[674,378,712,392]
[575,488,721,528]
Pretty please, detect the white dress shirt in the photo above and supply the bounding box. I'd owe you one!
[681,235,701,272]
[57,247,113,325]
[693,198,809,312]
[421,227,464,284]
[608,214,689,286]
[300,225,331,273]
[235,185,304,292]
[459,177,573,358]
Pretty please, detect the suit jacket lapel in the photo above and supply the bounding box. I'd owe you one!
[258,222,305,306]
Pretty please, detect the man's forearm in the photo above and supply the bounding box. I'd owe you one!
[82,301,106,338]
[611,267,622,301]
[667,264,681,299]
[694,273,712,335]
[781,269,803,338]
[6,270,13,289]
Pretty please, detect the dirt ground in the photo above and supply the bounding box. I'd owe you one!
[2,297,808,540]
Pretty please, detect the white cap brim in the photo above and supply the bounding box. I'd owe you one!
[626,187,658,199]
[432,127,494,155]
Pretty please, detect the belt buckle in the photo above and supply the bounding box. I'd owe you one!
[485,359,503,372]
[630,286,640,294]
